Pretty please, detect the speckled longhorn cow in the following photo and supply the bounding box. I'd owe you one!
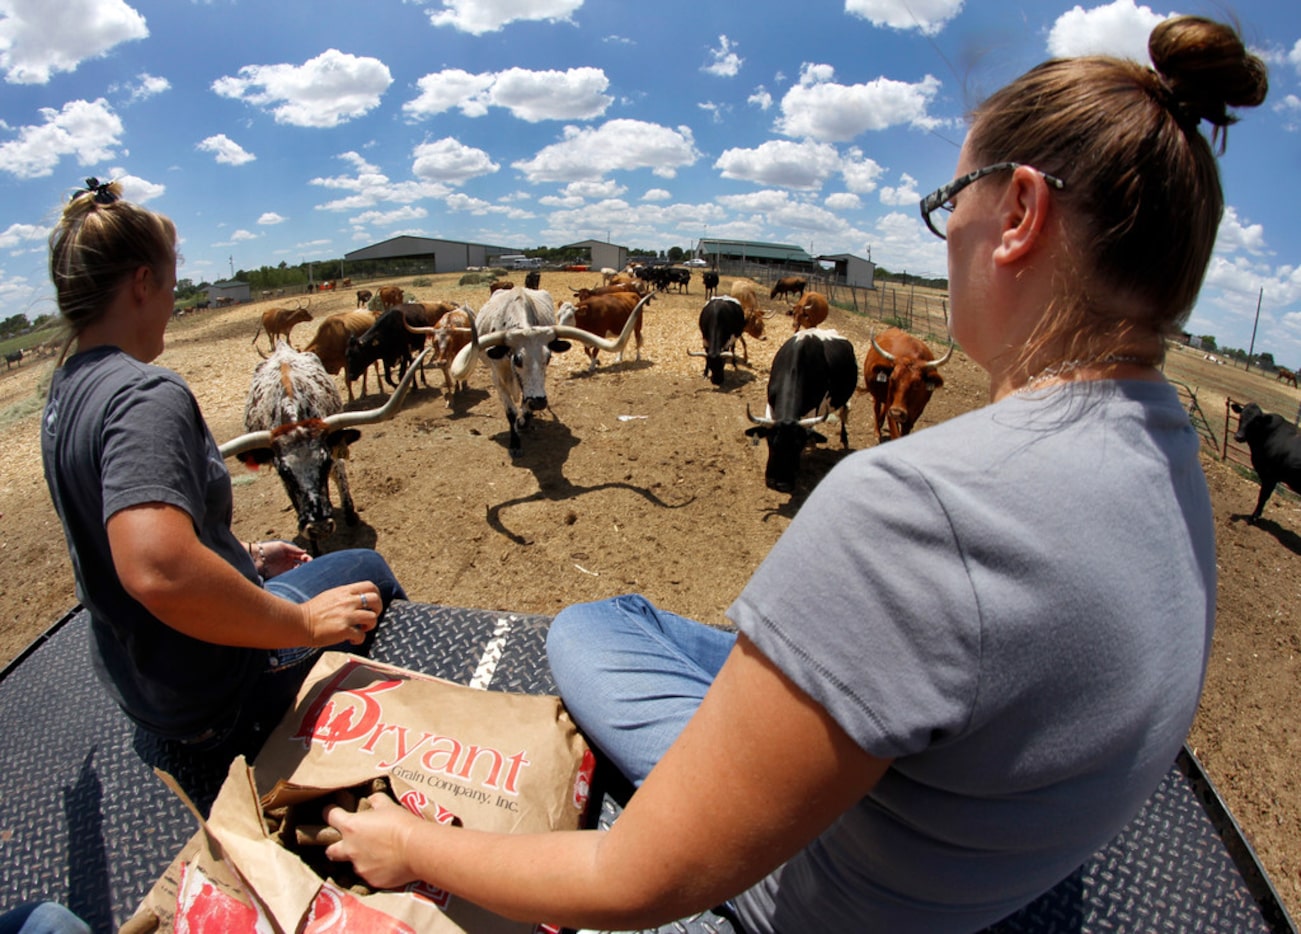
[452,287,650,456]
[219,339,427,553]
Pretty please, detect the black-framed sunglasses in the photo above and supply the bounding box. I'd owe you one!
[919,162,1065,240]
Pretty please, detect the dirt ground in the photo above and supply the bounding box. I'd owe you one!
[1,272,1299,920]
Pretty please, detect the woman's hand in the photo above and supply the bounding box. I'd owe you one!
[324,794,422,889]
[301,583,382,646]
[256,540,311,578]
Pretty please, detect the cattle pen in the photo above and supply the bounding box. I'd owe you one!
[0,271,1299,928]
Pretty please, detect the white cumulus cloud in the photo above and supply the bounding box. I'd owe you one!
[775,64,941,141]
[0,0,148,84]
[825,192,862,210]
[411,137,499,184]
[351,206,428,227]
[0,222,45,249]
[513,119,700,183]
[212,49,392,128]
[258,212,286,225]
[749,87,773,110]
[421,0,583,35]
[114,72,170,103]
[715,139,843,190]
[879,172,920,206]
[0,98,123,179]
[405,66,611,122]
[197,133,256,166]
[703,35,742,77]
[311,151,451,212]
[1046,0,1170,61]
[1278,94,1301,132]
[844,0,964,36]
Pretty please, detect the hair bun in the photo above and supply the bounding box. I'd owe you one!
[1149,16,1268,129]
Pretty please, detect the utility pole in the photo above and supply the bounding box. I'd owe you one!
[228,255,234,279]
[1245,287,1263,373]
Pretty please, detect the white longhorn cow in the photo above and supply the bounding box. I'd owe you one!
[450,287,651,455]
[219,340,428,552]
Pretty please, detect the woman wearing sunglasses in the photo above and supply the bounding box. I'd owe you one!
[327,16,1266,932]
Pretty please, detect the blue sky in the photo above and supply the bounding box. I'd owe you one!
[1,0,1298,361]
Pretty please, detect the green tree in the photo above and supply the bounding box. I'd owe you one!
[667,246,685,262]
[1197,335,1218,352]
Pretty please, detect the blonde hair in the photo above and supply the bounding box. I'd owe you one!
[48,178,178,360]
[967,16,1267,369]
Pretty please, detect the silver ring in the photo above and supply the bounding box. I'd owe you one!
[360,594,370,611]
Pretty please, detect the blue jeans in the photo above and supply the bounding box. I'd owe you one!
[0,903,89,934]
[182,548,406,755]
[546,594,737,786]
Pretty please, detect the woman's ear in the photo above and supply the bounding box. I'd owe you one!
[130,265,153,304]
[992,166,1052,267]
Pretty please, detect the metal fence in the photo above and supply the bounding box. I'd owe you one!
[714,262,951,342]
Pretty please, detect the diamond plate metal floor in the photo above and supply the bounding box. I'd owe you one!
[0,603,1294,933]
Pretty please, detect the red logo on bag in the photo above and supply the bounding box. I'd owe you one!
[573,749,596,810]
[292,678,403,752]
[406,880,451,909]
[302,885,417,933]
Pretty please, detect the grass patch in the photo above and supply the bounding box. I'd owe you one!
[0,394,45,431]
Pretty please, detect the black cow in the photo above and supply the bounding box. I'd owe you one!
[346,306,431,396]
[744,329,858,493]
[1231,402,1301,523]
[524,269,541,290]
[688,297,747,387]
[4,349,22,369]
[703,270,720,300]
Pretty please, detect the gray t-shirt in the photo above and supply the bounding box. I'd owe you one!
[42,346,263,738]
[728,379,1216,932]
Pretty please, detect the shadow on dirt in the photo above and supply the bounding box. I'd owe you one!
[1228,513,1301,555]
[482,415,696,545]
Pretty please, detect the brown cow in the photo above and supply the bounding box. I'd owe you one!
[730,280,774,358]
[1276,367,1298,388]
[569,283,640,302]
[304,310,381,401]
[377,286,404,309]
[792,292,830,332]
[489,280,516,294]
[861,327,952,442]
[770,276,807,302]
[560,290,652,371]
[405,307,474,406]
[356,289,373,309]
[252,301,313,354]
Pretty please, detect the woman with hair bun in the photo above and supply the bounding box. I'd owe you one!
[325,18,1266,932]
[42,179,406,759]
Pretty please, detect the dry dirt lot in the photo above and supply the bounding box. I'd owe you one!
[1,273,1298,920]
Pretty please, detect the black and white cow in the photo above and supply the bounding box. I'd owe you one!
[452,287,650,456]
[744,329,858,493]
[1231,401,1301,523]
[220,340,427,553]
[688,296,747,388]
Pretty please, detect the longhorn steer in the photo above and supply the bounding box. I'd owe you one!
[689,297,748,387]
[377,286,404,310]
[745,329,858,493]
[452,287,649,455]
[792,291,830,331]
[220,340,428,553]
[563,290,651,371]
[304,311,380,402]
[862,327,952,442]
[252,301,313,354]
[770,276,807,302]
[703,270,720,300]
[404,307,474,406]
[1231,401,1301,523]
[345,304,447,398]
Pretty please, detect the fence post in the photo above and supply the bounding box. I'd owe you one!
[1222,398,1232,461]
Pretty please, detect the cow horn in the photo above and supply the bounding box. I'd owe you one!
[553,293,652,352]
[745,404,773,427]
[925,341,955,368]
[451,308,503,381]
[321,348,431,431]
[218,428,274,459]
[868,328,895,362]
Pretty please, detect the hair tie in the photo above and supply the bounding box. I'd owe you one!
[78,177,117,205]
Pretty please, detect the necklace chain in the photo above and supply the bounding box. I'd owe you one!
[1017,355,1155,393]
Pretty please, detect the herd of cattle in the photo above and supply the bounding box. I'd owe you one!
[215,271,1299,550]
